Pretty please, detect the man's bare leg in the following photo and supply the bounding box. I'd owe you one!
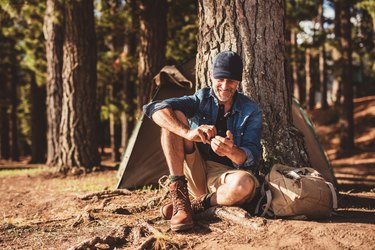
[160,110,194,231]
[160,111,194,175]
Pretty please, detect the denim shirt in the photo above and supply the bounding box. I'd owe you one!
[143,87,262,170]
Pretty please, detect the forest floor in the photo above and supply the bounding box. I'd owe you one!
[1,96,375,250]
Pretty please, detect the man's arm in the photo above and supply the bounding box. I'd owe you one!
[152,108,216,144]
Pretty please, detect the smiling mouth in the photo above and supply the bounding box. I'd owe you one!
[219,89,233,93]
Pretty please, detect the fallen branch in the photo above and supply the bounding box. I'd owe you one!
[78,189,131,200]
[195,206,266,230]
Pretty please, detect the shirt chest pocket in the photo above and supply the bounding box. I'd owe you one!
[197,112,213,125]
[232,126,244,145]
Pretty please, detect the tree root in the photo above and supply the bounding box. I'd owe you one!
[71,211,95,228]
[195,206,266,230]
[68,225,131,250]
[31,216,75,225]
[78,189,131,200]
[129,191,169,213]
[137,220,179,250]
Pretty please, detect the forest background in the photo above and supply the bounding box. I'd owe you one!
[0,0,374,172]
[1,0,375,249]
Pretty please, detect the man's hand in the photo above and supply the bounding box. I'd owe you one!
[186,125,217,144]
[210,130,235,156]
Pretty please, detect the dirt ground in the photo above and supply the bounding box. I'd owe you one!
[1,96,375,250]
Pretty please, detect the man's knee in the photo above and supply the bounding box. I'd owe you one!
[227,172,256,203]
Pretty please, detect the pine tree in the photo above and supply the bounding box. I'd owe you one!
[196,0,310,172]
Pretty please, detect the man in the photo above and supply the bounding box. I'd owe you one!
[143,51,262,231]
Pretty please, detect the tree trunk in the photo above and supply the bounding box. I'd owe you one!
[137,0,167,113]
[30,73,47,163]
[196,0,310,173]
[108,84,121,162]
[58,0,100,173]
[305,48,315,110]
[121,24,137,151]
[121,1,138,151]
[10,48,19,161]
[334,0,342,105]
[339,0,354,151]
[0,107,10,160]
[44,0,64,166]
[291,28,301,101]
[0,74,10,160]
[318,0,328,109]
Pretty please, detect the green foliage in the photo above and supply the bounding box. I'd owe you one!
[166,0,198,64]
[0,1,46,154]
[95,0,137,124]
[356,0,375,18]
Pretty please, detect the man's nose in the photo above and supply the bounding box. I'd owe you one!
[221,79,230,88]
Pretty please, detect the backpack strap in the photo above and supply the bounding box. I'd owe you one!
[255,183,273,217]
[325,181,338,209]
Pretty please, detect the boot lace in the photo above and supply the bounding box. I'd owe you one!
[170,180,192,215]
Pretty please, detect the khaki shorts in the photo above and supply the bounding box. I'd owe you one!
[183,147,260,202]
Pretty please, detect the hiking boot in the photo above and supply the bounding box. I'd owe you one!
[169,179,194,231]
[160,194,208,220]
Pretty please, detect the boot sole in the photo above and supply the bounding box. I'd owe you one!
[170,222,194,232]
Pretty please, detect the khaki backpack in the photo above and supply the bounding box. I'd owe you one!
[256,164,337,219]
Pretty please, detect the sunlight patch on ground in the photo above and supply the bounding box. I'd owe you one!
[0,167,51,177]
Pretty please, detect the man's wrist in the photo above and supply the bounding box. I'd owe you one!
[229,145,246,165]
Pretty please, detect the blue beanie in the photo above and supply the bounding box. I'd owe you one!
[212,51,243,82]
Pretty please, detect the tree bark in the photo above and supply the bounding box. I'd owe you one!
[333,0,342,105]
[291,28,301,101]
[196,0,310,172]
[10,47,19,161]
[305,47,315,110]
[318,0,328,109]
[137,0,167,113]
[58,0,100,172]
[339,0,354,151]
[121,11,137,152]
[44,0,64,166]
[0,74,10,160]
[30,73,47,163]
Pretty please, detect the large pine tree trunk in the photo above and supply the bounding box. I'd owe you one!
[58,0,100,173]
[137,0,167,113]
[197,0,309,172]
[339,0,354,151]
[30,74,47,163]
[44,0,64,166]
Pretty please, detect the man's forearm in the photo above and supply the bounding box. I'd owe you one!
[228,145,247,165]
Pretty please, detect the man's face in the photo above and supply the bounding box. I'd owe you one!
[212,78,239,103]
